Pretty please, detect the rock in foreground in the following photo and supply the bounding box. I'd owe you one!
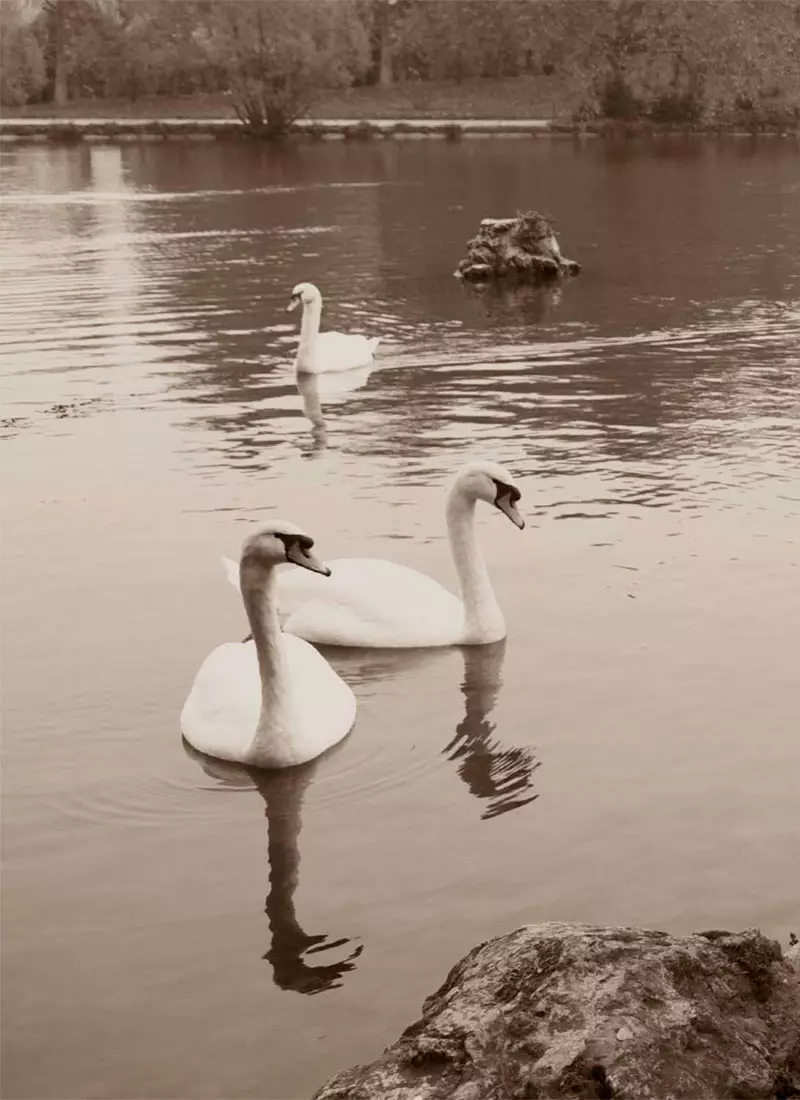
[314,921,800,1100]
[455,211,581,282]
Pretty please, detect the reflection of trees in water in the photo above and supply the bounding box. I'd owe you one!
[444,641,540,821]
[183,742,363,995]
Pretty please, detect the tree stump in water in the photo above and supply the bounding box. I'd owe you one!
[455,211,581,282]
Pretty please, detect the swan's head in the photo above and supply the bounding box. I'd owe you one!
[453,461,525,530]
[241,521,331,576]
[286,282,322,312]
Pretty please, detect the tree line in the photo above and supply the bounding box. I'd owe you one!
[2,1,799,131]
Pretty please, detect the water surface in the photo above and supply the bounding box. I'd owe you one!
[2,137,799,1100]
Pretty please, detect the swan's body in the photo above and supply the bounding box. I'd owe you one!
[222,461,524,649]
[288,282,379,375]
[183,522,355,768]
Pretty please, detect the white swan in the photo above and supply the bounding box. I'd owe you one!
[222,461,524,648]
[183,522,356,768]
[287,282,379,374]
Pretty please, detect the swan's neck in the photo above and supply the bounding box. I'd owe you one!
[446,489,505,641]
[240,559,295,763]
[298,299,322,353]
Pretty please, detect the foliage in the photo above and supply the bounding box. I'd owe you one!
[598,73,641,120]
[194,1,370,135]
[1,0,799,126]
[0,4,47,105]
[649,90,703,124]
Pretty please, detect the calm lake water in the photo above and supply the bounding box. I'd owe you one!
[2,136,799,1100]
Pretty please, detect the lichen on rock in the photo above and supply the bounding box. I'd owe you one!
[455,211,581,283]
[313,921,800,1100]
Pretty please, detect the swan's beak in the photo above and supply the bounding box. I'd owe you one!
[496,493,525,530]
[286,541,332,576]
[286,296,300,313]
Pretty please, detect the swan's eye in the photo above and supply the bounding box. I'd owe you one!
[493,479,521,504]
[277,534,314,559]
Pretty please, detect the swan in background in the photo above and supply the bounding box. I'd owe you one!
[183,745,363,994]
[287,282,379,374]
[183,522,356,768]
[222,460,524,648]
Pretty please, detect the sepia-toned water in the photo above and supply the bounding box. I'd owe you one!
[2,137,799,1100]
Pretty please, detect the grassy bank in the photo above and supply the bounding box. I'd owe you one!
[1,77,572,122]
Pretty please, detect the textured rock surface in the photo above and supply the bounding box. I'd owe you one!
[313,921,800,1100]
[455,212,581,282]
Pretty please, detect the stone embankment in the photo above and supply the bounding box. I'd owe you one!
[313,921,800,1100]
[1,117,798,144]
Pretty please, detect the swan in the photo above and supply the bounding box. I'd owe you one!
[287,282,379,374]
[222,461,525,648]
[182,521,356,768]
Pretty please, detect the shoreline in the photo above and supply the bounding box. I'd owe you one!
[2,116,799,143]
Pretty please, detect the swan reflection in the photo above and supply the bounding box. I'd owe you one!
[295,364,372,455]
[444,640,540,820]
[331,641,541,821]
[296,372,327,453]
[183,742,363,995]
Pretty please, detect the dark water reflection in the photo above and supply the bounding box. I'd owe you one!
[444,641,541,821]
[2,137,799,1100]
[183,746,364,997]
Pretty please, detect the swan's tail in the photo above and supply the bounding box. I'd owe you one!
[221,555,241,591]
[368,337,380,354]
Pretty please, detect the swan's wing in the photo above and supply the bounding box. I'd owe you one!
[282,633,357,750]
[312,364,372,397]
[278,558,463,647]
[314,332,378,371]
[222,555,240,591]
[181,640,260,761]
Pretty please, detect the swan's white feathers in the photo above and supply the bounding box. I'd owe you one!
[222,554,240,588]
[222,555,464,646]
[299,331,379,374]
[291,281,379,375]
[181,640,261,762]
[280,559,465,648]
[181,633,355,767]
[219,461,523,651]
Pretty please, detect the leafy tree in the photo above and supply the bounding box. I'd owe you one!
[113,1,221,98]
[0,2,47,105]
[195,0,370,135]
[1,0,798,122]
[557,0,800,120]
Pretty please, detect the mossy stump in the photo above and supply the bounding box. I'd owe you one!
[455,210,581,283]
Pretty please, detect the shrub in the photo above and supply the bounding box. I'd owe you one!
[649,91,704,124]
[599,73,640,120]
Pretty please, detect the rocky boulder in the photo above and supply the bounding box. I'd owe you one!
[313,921,800,1100]
[455,211,581,282]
